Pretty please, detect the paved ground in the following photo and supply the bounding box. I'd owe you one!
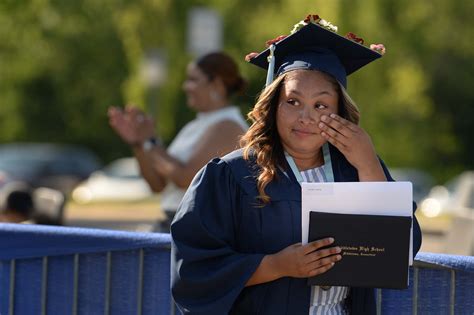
[63,197,162,232]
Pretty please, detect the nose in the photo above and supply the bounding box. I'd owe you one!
[298,106,317,124]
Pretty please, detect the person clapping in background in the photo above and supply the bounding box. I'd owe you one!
[108,52,248,232]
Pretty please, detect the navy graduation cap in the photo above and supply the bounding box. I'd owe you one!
[246,14,385,88]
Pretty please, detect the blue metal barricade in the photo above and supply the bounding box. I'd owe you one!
[376,252,474,314]
[0,223,173,315]
[1,223,473,314]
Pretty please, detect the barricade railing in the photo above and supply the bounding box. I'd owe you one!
[0,223,172,315]
[377,252,474,314]
[1,223,473,315]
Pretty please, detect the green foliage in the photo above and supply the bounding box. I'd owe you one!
[0,0,473,182]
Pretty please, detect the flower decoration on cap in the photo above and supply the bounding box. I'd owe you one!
[345,32,364,45]
[245,52,259,62]
[370,44,386,55]
[291,14,338,34]
[304,14,320,23]
[245,13,386,88]
[244,13,386,63]
[265,35,288,47]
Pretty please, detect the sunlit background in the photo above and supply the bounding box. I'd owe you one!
[1,0,473,255]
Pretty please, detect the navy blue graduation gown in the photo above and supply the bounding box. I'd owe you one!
[171,145,422,315]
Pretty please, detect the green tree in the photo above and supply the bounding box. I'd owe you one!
[0,0,472,183]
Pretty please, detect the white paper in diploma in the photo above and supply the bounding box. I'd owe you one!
[301,181,414,265]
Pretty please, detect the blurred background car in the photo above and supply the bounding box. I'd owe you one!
[72,157,153,204]
[417,171,474,255]
[0,170,10,188]
[389,168,435,204]
[0,142,102,195]
[0,142,102,225]
[418,171,474,223]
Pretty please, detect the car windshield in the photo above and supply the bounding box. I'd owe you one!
[0,143,101,178]
[0,158,48,177]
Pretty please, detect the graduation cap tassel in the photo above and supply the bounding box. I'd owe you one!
[265,44,276,87]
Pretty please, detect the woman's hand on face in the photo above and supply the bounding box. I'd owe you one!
[318,114,381,173]
[108,105,155,146]
[272,237,341,279]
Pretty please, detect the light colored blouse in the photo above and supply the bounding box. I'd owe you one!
[300,166,349,315]
[160,106,248,212]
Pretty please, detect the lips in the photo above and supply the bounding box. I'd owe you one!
[292,128,317,136]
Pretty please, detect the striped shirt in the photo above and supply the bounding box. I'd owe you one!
[301,166,349,315]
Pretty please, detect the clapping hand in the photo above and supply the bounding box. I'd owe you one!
[108,105,155,146]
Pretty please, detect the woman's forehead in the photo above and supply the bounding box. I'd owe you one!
[186,63,207,78]
[283,70,337,93]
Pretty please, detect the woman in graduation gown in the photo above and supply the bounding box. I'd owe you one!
[171,15,422,315]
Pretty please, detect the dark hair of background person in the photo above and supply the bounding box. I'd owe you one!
[196,52,247,97]
[5,190,34,219]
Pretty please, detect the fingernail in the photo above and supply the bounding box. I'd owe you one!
[318,123,324,128]
[321,115,327,121]
[337,255,342,260]
[328,237,334,243]
[336,247,341,253]
[330,113,336,118]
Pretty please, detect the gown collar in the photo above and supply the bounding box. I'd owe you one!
[284,143,334,185]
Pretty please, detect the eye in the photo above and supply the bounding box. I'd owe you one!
[315,102,328,110]
[286,98,299,106]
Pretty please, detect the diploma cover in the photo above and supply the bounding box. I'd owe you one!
[307,211,411,289]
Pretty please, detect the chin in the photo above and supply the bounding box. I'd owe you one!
[300,147,324,154]
[294,141,326,154]
[295,137,325,149]
[285,142,321,154]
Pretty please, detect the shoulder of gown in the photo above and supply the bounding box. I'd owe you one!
[170,149,265,315]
